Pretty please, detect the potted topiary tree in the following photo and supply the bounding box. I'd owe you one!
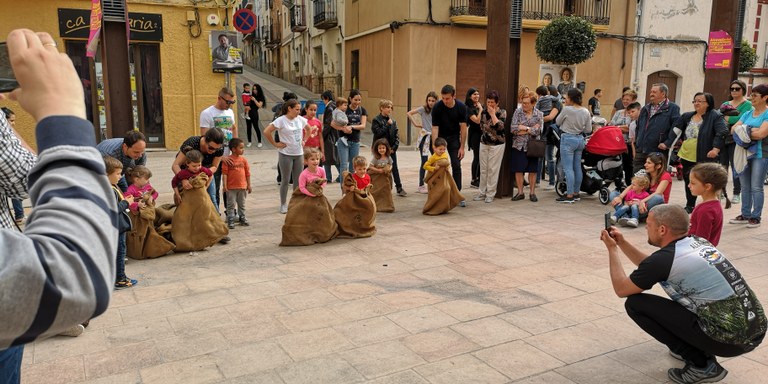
[739,40,757,73]
[535,16,598,66]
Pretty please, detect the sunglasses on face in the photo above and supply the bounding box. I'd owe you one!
[730,87,742,92]
[207,144,221,152]
[219,96,236,105]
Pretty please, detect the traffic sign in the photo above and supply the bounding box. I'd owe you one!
[233,9,257,34]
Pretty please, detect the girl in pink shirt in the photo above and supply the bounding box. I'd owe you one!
[125,165,158,212]
[298,147,326,197]
[611,175,650,228]
[302,101,324,161]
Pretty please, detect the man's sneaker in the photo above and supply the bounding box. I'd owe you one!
[668,359,727,384]
[573,193,581,201]
[473,194,486,201]
[729,215,750,224]
[219,236,231,244]
[469,183,479,189]
[485,196,494,203]
[609,215,618,225]
[626,218,639,228]
[280,204,288,214]
[555,196,574,203]
[257,142,263,148]
[240,218,250,226]
[732,194,741,204]
[59,324,85,337]
[247,142,253,148]
[544,184,556,190]
[459,200,466,207]
[417,185,428,194]
[227,220,235,229]
[669,350,685,362]
[114,278,137,290]
[397,188,408,197]
[747,218,761,228]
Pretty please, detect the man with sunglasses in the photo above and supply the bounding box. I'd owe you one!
[171,128,230,243]
[200,87,238,214]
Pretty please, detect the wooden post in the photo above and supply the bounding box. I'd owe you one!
[704,0,744,104]
[100,0,133,139]
[487,0,521,197]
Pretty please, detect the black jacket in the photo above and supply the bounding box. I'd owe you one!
[636,99,681,154]
[371,114,400,152]
[664,109,728,163]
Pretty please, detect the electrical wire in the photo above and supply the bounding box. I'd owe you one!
[597,32,708,72]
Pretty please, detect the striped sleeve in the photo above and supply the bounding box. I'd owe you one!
[0,116,117,348]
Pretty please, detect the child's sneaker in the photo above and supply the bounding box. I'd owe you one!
[617,217,629,227]
[59,324,85,337]
[626,218,639,228]
[240,217,250,226]
[417,185,428,194]
[397,188,408,197]
[114,278,137,290]
[609,215,617,225]
[459,200,466,207]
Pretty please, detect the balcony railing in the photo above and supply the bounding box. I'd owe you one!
[450,0,611,28]
[523,0,611,26]
[313,0,338,29]
[290,2,307,32]
[450,0,487,17]
[266,25,281,48]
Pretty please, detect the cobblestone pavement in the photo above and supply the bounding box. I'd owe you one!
[19,69,768,383]
[19,144,768,384]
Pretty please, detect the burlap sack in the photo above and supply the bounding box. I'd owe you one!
[126,194,175,259]
[334,172,377,238]
[154,203,176,226]
[369,167,395,213]
[171,173,229,251]
[280,178,338,246]
[423,158,465,215]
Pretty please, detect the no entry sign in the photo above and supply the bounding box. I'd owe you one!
[233,9,257,34]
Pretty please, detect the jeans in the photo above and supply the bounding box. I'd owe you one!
[446,137,462,190]
[206,177,218,212]
[0,345,23,384]
[479,143,505,197]
[391,152,403,190]
[336,139,360,173]
[609,190,665,220]
[116,232,127,281]
[739,157,768,219]
[11,199,23,220]
[278,153,303,205]
[546,144,556,185]
[614,203,640,220]
[560,133,585,195]
[720,141,741,194]
[625,293,758,368]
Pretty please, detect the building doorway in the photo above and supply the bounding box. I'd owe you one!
[645,71,679,104]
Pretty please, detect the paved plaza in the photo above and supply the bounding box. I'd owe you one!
[18,142,768,383]
[17,69,768,383]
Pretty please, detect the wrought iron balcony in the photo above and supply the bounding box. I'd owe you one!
[523,0,611,26]
[449,0,612,29]
[290,2,307,32]
[313,0,338,29]
[266,25,281,48]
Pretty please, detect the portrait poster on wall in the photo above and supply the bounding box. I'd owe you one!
[538,64,577,96]
[210,31,243,74]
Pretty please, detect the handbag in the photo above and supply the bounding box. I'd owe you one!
[527,138,547,158]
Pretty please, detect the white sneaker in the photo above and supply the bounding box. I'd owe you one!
[257,142,263,148]
[279,204,288,214]
[485,196,494,203]
[609,215,617,225]
[544,184,556,190]
[247,142,252,148]
[473,194,486,201]
[617,217,629,227]
[417,185,428,194]
[59,324,85,337]
[626,218,639,228]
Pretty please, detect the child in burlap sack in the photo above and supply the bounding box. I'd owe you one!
[368,138,395,212]
[343,156,371,195]
[280,148,337,245]
[124,165,158,212]
[171,148,213,206]
[423,137,465,215]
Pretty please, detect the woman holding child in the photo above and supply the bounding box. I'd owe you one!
[334,89,368,173]
[610,152,671,220]
[510,91,543,202]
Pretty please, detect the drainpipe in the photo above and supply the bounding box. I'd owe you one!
[633,0,644,92]
[189,40,198,137]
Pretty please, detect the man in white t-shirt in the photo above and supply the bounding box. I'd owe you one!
[200,87,237,213]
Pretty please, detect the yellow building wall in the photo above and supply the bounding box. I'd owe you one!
[0,0,238,151]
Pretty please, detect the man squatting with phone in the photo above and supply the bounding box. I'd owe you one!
[0,30,117,381]
[600,203,765,383]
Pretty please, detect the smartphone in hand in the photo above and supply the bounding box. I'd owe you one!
[0,42,19,93]
[604,212,614,237]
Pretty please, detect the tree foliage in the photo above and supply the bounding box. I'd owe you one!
[739,40,757,73]
[535,16,597,66]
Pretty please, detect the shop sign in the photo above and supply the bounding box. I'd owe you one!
[58,8,163,42]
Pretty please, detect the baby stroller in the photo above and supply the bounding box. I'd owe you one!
[555,124,627,204]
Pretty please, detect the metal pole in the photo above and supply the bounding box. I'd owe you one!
[407,87,412,146]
